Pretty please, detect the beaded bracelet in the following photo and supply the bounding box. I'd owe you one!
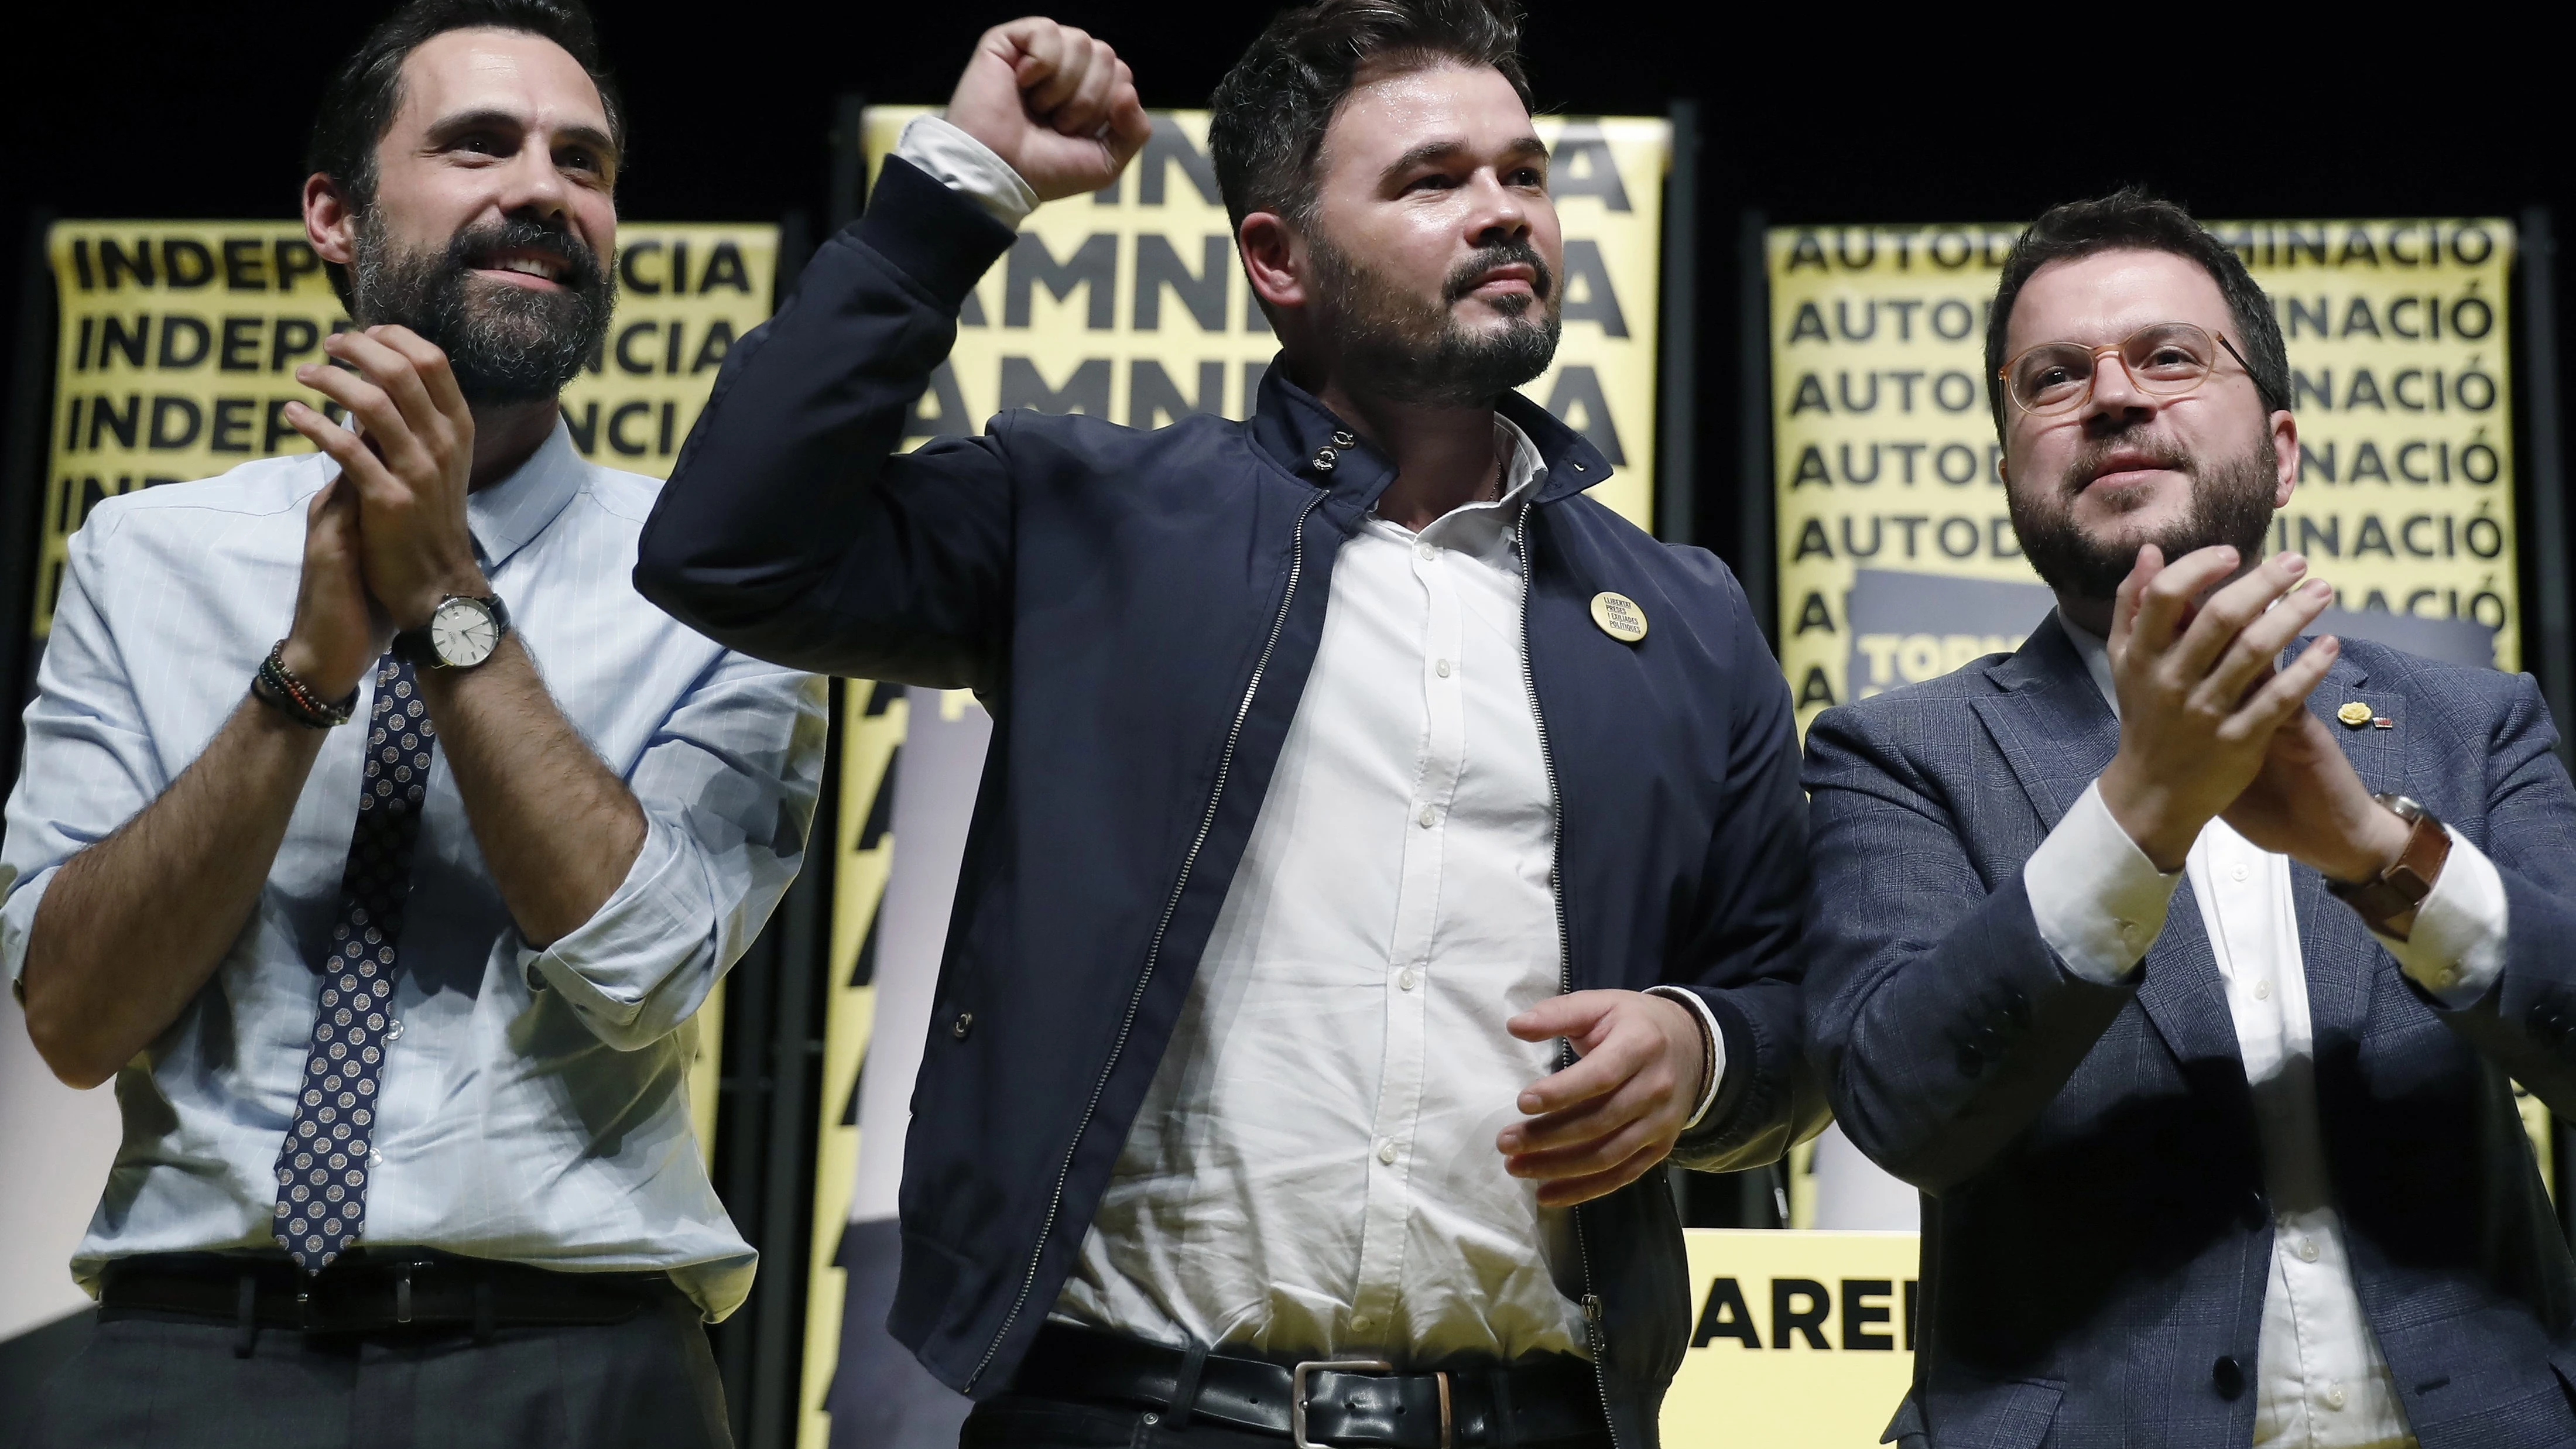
[251,641,358,728]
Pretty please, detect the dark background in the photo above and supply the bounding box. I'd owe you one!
[2,6,2563,577]
[1,6,2567,1443]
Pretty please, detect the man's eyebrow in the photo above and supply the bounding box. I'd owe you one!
[424,108,619,165]
[1376,135,1548,187]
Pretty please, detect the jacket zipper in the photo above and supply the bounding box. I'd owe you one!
[965,485,1332,1393]
[1515,521,1623,1449]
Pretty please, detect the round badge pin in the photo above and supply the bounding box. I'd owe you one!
[1590,592,1647,643]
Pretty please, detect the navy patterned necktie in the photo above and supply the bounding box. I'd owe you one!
[273,653,437,1270]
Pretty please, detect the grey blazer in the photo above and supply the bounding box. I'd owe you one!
[1804,613,2576,1449]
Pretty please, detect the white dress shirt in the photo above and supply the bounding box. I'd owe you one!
[2025,621,2509,1449]
[0,425,827,1319]
[905,113,1719,1364]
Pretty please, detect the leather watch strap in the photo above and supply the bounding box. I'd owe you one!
[2325,795,2451,941]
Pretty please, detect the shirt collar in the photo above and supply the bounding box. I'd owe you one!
[1370,415,1550,547]
[465,420,587,573]
[2058,613,2121,717]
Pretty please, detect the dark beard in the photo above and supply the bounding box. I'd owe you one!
[1307,228,1560,406]
[2010,431,2280,600]
[349,213,614,405]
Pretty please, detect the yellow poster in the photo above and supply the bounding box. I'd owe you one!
[1770,220,2518,731]
[36,218,777,639]
[1664,1229,1921,1446]
[858,107,1667,530]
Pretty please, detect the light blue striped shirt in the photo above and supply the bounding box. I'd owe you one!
[0,423,827,1320]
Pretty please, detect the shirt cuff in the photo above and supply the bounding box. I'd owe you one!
[893,114,1038,228]
[1,864,56,1005]
[1644,985,1726,1130]
[2025,779,2183,985]
[2376,824,2507,1007]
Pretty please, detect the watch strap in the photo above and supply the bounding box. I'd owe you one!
[2325,796,2451,940]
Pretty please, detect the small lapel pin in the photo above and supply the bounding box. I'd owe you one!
[2336,701,2373,729]
[2373,716,2394,729]
[1590,591,1647,643]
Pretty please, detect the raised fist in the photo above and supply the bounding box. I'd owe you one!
[945,18,1151,203]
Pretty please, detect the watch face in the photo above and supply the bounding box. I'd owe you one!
[430,597,501,667]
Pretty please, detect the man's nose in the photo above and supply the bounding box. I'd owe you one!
[491,139,571,223]
[1464,171,1530,244]
[2082,352,2155,430]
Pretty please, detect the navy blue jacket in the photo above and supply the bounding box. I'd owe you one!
[635,157,1821,1444]
[1806,616,2576,1449]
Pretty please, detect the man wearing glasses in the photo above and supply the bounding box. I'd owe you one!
[1803,187,2576,1448]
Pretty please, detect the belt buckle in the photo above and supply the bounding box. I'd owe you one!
[1292,1360,1449,1449]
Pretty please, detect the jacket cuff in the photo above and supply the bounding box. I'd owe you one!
[1674,988,1766,1157]
[1644,984,1724,1129]
[853,155,1019,314]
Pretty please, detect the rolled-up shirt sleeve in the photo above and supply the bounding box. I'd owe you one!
[2024,779,2185,985]
[4,515,169,996]
[518,653,827,1049]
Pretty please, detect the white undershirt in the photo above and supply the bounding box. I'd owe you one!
[2026,621,2508,1449]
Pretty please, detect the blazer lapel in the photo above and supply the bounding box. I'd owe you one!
[2295,646,2402,1046]
[1968,615,2119,835]
[1971,614,2243,1068]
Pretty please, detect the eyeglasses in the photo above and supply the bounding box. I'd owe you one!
[2000,321,2278,417]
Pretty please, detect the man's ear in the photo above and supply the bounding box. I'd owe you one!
[2269,409,2300,509]
[304,173,357,268]
[1238,211,1306,314]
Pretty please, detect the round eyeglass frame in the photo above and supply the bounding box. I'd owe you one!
[1999,321,2278,417]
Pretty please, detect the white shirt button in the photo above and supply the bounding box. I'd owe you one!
[2253,980,2272,1001]
[1376,1139,1399,1165]
[1417,806,1437,828]
[2117,921,2139,941]
[2297,1238,2320,1262]
[1416,543,1437,561]
[2435,967,2459,989]
[2231,862,2250,882]
[1397,968,1420,991]
[1351,1314,1373,1332]
[1435,659,1453,678]
[2323,1383,2347,1410]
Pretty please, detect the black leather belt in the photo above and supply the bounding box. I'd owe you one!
[1011,1323,1608,1448]
[99,1249,676,1356]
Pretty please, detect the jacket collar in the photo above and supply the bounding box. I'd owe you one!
[1246,357,1616,512]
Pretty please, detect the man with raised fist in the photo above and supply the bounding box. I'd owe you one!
[638,3,1818,1445]
[5,4,821,1444]
[1805,188,2576,1448]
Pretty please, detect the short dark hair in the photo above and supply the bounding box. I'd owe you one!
[1208,0,1532,237]
[306,0,624,305]
[1985,186,2290,434]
